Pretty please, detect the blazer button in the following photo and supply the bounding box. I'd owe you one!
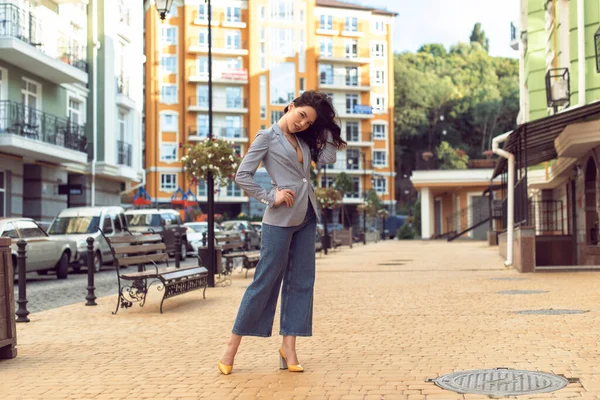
[302,178,307,183]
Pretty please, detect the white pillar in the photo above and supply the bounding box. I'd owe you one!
[421,187,434,239]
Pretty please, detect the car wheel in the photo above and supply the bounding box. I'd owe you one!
[56,252,69,280]
[94,252,102,273]
[37,270,48,275]
[71,265,81,273]
[180,241,187,261]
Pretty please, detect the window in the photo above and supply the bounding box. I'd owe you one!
[346,94,358,114]
[198,29,209,47]
[345,17,357,32]
[260,42,266,69]
[271,111,283,125]
[118,110,126,141]
[198,4,208,20]
[1,222,18,238]
[15,220,44,238]
[345,122,359,142]
[197,114,208,137]
[346,67,358,86]
[226,182,242,197]
[226,87,242,108]
[168,2,177,17]
[373,69,385,85]
[197,85,208,107]
[319,15,332,30]
[345,40,358,58]
[68,98,82,125]
[373,151,387,167]
[259,5,265,20]
[232,145,242,157]
[0,171,4,218]
[225,58,242,70]
[197,180,207,196]
[160,174,177,191]
[260,75,267,119]
[225,116,242,138]
[347,177,360,198]
[299,77,305,93]
[372,43,385,58]
[226,7,241,22]
[373,177,386,194]
[270,62,295,105]
[160,85,176,103]
[321,176,334,188]
[160,113,178,131]
[225,30,241,49]
[161,143,177,161]
[161,27,176,44]
[111,213,123,233]
[346,149,360,170]
[373,96,386,113]
[160,55,176,74]
[271,0,293,21]
[320,38,332,57]
[319,64,333,84]
[372,20,386,34]
[21,78,40,128]
[271,28,294,57]
[373,124,386,139]
[197,56,208,77]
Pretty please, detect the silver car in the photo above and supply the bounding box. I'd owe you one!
[0,218,77,279]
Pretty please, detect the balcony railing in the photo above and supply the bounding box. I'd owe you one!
[528,200,566,234]
[319,46,370,60]
[187,66,248,82]
[187,37,247,51]
[117,140,132,167]
[188,95,248,110]
[0,100,87,153]
[345,131,373,143]
[116,74,130,97]
[319,74,368,88]
[334,103,373,116]
[325,159,373,171]
[0,4,88,72]
[188,126,247,139]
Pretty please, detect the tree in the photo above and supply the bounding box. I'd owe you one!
[435,141,469,169]
[470,23,489,52]
[334,172,353,227]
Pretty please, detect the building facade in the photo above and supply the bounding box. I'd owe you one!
[0,0,144,220]
[143,0,396,228]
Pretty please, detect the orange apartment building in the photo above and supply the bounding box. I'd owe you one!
[143,0,397,227]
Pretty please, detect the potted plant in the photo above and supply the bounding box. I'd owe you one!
[181,138,242,190]
[422,151,434,161]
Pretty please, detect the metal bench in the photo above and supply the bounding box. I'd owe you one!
[106,233,208,314]
[217,234,260,278]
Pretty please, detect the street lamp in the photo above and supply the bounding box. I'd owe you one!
[361,152,366,245]
[205,0,216,287]
[155,0,174,21]
[321,165,330,255]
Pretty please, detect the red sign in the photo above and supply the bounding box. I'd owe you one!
[221,69,248,80]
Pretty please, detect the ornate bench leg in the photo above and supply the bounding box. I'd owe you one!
[203,277,207,299]
[160,288,167,314]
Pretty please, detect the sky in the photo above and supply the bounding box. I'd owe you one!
[353,0,520,59]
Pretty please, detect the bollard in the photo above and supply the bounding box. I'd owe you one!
[15,240,29,323]
[244,232,251,251]
[85,237,97,306]
[202,231,207,247]
[174,231,181,269]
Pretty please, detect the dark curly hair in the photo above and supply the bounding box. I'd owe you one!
[283,90,346,163]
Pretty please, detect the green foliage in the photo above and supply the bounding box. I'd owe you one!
[334,172,353,194]
[182,139,242,187]
[413,197,421,237]
[436,141,469,170]
[470,23,489,52]
[315,187,342,210]
[396,224,417,240]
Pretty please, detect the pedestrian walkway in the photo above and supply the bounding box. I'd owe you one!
[1,240,599,399]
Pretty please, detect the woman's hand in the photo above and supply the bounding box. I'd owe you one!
[274,187,295,207]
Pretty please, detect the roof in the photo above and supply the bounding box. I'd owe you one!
[492,101,600,178]
[315,0,398,16]
[411,169,499,187]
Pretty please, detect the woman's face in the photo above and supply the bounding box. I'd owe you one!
[286,104,317,134]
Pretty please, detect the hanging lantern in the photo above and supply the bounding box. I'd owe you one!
[155,0,174,21]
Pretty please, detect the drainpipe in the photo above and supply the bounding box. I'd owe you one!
[90,0,100,206]
[492,130,514,266]
[577,0,585,105]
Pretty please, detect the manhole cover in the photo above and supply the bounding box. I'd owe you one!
[433,368,569,396]
[515,309,589,315]
[497,290,548,295]
[490,277,528,281]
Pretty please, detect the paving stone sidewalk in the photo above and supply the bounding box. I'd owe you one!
[1,240,600,399]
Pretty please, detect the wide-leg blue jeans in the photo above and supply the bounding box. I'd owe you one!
[232,205,317,337]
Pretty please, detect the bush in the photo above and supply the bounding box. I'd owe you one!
[396,224,417,240]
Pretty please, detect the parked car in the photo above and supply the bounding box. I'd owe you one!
[125,209,188,260]
[183,222,223,254]
[47,206,129,272]
[0,218,78,279]
[250,222,263,237]
[220,220,261,250]
[35,220,52,233]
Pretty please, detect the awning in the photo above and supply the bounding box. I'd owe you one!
[492,101,600,178]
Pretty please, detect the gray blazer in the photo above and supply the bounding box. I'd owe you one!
[235,123,337,227]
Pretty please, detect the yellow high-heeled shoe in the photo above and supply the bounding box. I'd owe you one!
[218,361,233,375]
[279,347,304,372]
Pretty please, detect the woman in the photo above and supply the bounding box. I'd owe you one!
[218,90,346,375]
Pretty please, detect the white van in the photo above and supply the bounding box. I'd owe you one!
[47,206,129,272]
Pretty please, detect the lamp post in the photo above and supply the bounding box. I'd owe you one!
[321,165,330,255]
[205,0,216,287]
[361,152,366,245]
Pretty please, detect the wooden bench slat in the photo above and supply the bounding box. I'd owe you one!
[116,253,168,267]
[160,267,208,281]
[113,243,166,255]
[108,234,163,244]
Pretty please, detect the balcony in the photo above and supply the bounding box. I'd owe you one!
[116,74,135,109]
[318,46,370,64]
[319,74,371,92]
[345,131,374,147]
[0,100,88,165]
[324,158,373,174]
[188,126,249,143]
[187,38,248,56]
[117,140,132,167]
[0,3,88,84]
[335,103,373,119]
[187,95,248,113]
[188,67,248,84]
